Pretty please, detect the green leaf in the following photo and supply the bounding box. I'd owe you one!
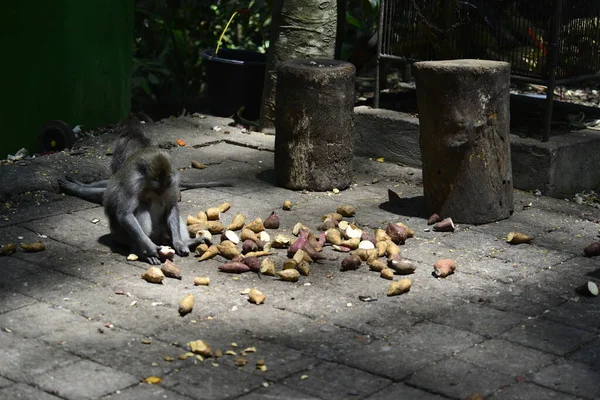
[147,73,160,85]
[346,13,363,30]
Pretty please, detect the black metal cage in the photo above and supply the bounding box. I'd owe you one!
[376,0,600,141]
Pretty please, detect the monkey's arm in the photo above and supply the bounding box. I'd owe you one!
[119,213,161,265]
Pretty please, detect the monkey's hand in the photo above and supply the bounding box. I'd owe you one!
[172,240,190,257]
[139,245,162,265]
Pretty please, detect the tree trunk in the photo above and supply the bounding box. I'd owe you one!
[259,0,338,133]
[413,59,514,224]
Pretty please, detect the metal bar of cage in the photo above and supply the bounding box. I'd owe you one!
[375,0,600,142]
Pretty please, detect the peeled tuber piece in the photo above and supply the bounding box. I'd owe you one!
[127,253,139,261]
[205,207,221,220]
[178,294,194,316]
[337,205,356,217]
[282,200,292,210]
[217,202,231,213]
[380,268,395,280]
[283,259,298,270]
[388,256,416,275]
[227,214,246,231]
[353,248,378,262]
[325,229,342,245]
[241,228,259,242]
[193,276,210,286]
[142,267,165,284]
[248,288,266,304]
[187,215,203,225]
[340,237,360,250]
[358,240,375,250]
[388,279,412,296]
[433,259,456,278]
[576,281,599,296]
[322,212,343,222]
[242,256,261,273]
[376,241,388,257]
[341,254,362,271]
[385,223,408,245]
[338,220,349,231]
[19,242,46,253]
[161,260,182,280]
[277,269,300,282]
[368,258,387,272]
[220,230,240,245]
[189,340,212,357]
[374,229,391,242]
[263,211,280,229]
[0,243,17,256]
[260,258,276,276]
[191,160,206,169]
[293,249,312,264]
[258,231,271,243]
[271,234,291,248]
[195,243,209,256]
[385,240,401,259]
[205,221,224,234]
[345,225,363,239]
[332,245,352,252]
[434,218,455,232]
[427,213,441,225]
[297,260,311,276]
[198,245,219,261]
[245,218,265,233]
[218,262,250,273]
[292,222,309,236]
[583,242,600,257]
[244,250,275,258]
[217,241,241,259]
[506,232,534,245]
[197,211,208,222]
[242,239,259,254]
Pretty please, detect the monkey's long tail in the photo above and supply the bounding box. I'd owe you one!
[180,181,233,189]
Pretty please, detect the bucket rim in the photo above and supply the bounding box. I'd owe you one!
[201,48,266,66]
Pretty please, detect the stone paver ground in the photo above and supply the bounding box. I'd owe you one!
[0,115,598,399]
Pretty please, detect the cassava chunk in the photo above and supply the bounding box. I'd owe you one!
[506,232,533,245]
[178,294,194,316]
[271,234,291,248]
[325,228,342,245]
[322,212,343,222]
[205,221,224,234]
[158,246,175,262]
[161,260,182,280]
[221,230,240,245]
[193,276,210,286]
[0,243,17,256]
[205,207,220,220]
[433,259,456,278]
[576,281,599,297]
[244,250,275,258]
[283,259,298,270]
[388,256,416,275]
[263,211,280,229]
[387,279,412,296]
[227,214,246,231]
[218,262,250,273]
[297,260,311,276]
[141,267,165,284]
[374,229,391,242]
[380,268,395,280]
[195,243,209,256]
[217,202,231,213]
[282,200,292,210]
[385,240,401,258]
[368,258,387,272]
[341,254,362,271]
[248,288,266,304]
[337,205,356,217]
[20,242,46,253]
[241,228,259,242]
[376,241,387,257]
[198,245,219,261]
[187,215,203,225]
[340,237,360,250]
[188,340,212,357]
[245,218,265,233]
[217,241,241,259]
[260,258,276,276]
[197,210,208,222]
[277,269,300,282]
[583,242,600,257]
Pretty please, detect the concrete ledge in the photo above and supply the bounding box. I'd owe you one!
[355,106,600,198]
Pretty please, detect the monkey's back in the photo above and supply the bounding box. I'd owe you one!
[110,117,152,173]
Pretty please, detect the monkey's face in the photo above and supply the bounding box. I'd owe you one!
[143,154,175,196]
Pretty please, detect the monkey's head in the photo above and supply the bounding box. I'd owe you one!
[141,152,176,196]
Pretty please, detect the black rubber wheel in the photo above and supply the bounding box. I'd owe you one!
[39,120,75,153]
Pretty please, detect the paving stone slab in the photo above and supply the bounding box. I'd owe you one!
[0,302,89,339]
[102,383,195,400]
[501,318,597,355]
[455,339,557,376]
[568,336,600,371]
[532,360,600,399]
[432,303,526,337]
[0,196,98,228]
[0,331,81,382]
[281,361,392,400]
[0,376,14,388]
[489,382,580,400]
[541,299,600,332]
[457,256,544,284]
[0,256,46,289]
[407,358,514,399]
[363,383,447,400]
[32,359,139,400]
[0,382,63,400]
[9,268,100,304]
[517,269,600,300]
[236,384,322,400]
[481,282,566,317]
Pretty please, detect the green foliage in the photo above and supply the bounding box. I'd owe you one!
[342,0,380,60]
[132,0,271,118]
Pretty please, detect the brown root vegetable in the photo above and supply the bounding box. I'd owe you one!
[271,234,291,248]
[340,237,360,250]
[506,232,533,245]
[376,241,387,257]
[217,202,231,213]
[337,205,356,217]
[191,160,206,169]
[385,240,401,259]
[322,212,343,222]
[427,213,441,225]
[205,221,224,234]
[584,242,600,257]
[193,276,210,286]
[576,281,599,296]
[241,228,259,242]
[188,222,209,236]
[388,256,416,275]
[388,279,412,296]
[283,259,298,270]
[395,222,414,238]
[227,214,246,231]
[199,245,219,261]
[380,268,395,280]
[338,220,349,231]
[292,248,312,264]
[292,222,310,236]
[434,218,455,232]
[178,294,195,316]
[318,219,338,231]
[197,211,208,222]
[19,242,46,253]
[353,248,379,262]
[297,260,311,276]
[206,207,220,220]
[218,262,250,273]
[325,228,343,245]
[0,243,17,256]
[277,269,300,282]
[374,229,391,242]
[288,230,309,257]
[242,239,259,254]
[341,254,362,271]
[158,246,175,262]
[189,340,212,357]
[263,211,280,229]
[221,230,240,244]
[195,243,209,256]
[242,256,261,273]
[248,288,266,304]
[260,258,276,276]
[368,258,387,272]
[245,218,265,233]
[161,260,182,280]
[361,232,377,245]
[244,250,275,258]
[217,241,241,259]
[187,215,203,225]
[433,259,456,278]
[282,200,292,210]
[385,223,408,245]
[141,267,165,284]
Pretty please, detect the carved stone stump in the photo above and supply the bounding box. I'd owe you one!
[275,59,355,191]
[413,60,513,224]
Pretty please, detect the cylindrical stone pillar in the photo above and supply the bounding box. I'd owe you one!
[275,59,355,191]
[413,59,513,224]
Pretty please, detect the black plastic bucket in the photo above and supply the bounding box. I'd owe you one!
[201,49,267,121]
